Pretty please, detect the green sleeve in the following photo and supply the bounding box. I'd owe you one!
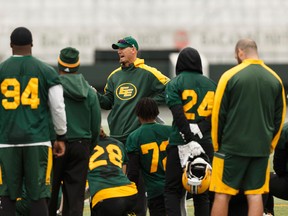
[96,77,114,110]
[90,90,102,151]
[122,144,129,164]
[125,132,139,154]
[165,80,182,108]
[150,72,170,105]
[96,90,113,110]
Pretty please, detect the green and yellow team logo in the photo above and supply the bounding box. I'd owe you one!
[116,83,137,100]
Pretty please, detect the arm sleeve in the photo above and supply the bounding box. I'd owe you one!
[150,70,170,105]
[271,86,286,151]
[127,153,140,185]
[170,104,199,143]
[48,84,67,136]
[211,78,229,152]
[96,77,115,110]
[96,91,114,110]
[152,90,167,105]
[90,91,102,151]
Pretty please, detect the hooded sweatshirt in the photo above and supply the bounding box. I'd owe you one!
[165,47,217,145]
[60,74,101,145]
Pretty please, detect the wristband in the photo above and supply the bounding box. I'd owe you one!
[56,134,67,142]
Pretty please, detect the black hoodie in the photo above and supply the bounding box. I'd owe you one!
[176,47,203,75]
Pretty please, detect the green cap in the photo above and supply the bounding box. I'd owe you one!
[58,47,80,73]
[112,36,139,50]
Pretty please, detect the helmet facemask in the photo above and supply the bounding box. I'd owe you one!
[182,154,212,194]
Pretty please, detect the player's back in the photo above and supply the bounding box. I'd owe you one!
[88,136,136,201]
[0,55,60,144]
[126,123,172,199]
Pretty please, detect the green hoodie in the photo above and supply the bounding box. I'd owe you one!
[60,73,101,148]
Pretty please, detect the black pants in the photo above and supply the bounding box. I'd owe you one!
[148,194,166,216]
[227,193,248,216]
[165,145,210,216]
[132,171,147,216]
[121,138,147,216]
[1,196,49,216]
[91,194,138,216]
[264,172,288,214]
[49,140,90,216]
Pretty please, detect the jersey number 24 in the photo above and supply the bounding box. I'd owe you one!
[182,90,214,120]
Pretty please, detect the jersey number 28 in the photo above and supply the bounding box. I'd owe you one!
[89,144,123,170]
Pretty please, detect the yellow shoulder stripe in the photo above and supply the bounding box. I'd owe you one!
[211,62,250,151]
[136,58,170,85]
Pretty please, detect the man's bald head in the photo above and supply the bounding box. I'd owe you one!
[235,38,259,64]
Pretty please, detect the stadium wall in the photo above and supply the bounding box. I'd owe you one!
[80,64,288,94]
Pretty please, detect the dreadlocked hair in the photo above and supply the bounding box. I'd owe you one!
[135,97,159,121]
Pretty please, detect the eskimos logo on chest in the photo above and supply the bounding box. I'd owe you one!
[116,83,137,100]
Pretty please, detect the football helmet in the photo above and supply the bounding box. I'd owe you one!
[182,153,212,194]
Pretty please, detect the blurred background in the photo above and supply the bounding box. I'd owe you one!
[2,1,288,214]
[1,0,288,93]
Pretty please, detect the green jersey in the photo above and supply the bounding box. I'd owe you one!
[97,58,170,142]
[212,59,286,156]
[165,71,217,145]
[0,56,61,145]
[87,136,137,208]
[126,122,172,199]
[60,74,101,146]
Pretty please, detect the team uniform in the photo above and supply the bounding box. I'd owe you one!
[126,122,172,216]
[165,70,216,152]
[50,73,101,216]
[210,59,286,195]
[165,47,216,216]
[87,136,137,216]
[97,58,169,144]
[0,55,66,201]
